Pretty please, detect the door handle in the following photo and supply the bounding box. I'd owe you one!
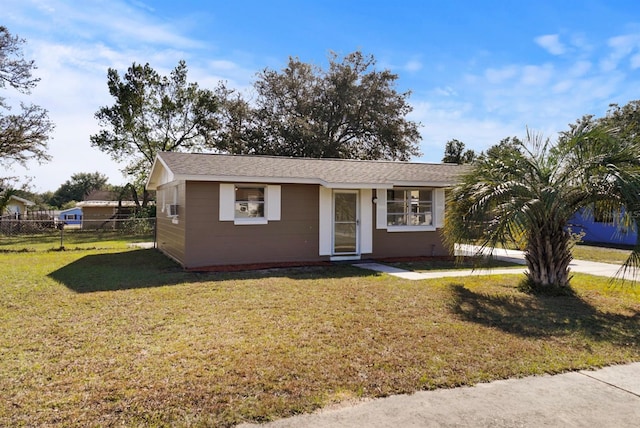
[356,219,360,226]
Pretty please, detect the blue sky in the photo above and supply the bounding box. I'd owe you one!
[5,0,640,192]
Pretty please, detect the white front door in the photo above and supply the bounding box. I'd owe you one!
[333,190,359,255]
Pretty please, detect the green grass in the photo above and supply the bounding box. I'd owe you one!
[388,256,522,272]
[1,247,639,427]
[0,229,154,252]
[573,244,633,264]
[488,242,634,265]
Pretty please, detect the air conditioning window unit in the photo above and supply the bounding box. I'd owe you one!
[167,204,178,216]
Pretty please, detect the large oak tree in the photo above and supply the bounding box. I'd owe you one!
[219,51,422,160]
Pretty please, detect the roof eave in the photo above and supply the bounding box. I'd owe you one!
[167,174,453,189]
[391,180,457,187]
[146,154,174,190]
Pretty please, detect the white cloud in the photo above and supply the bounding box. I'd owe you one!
[569,60,592,77]
[535,34,566,55]
[601,34,640,72]
[404,60,422,72]
[485,66,518,84]
[408,100,523,161]
[5,0,640,193]
[3,0,219,191]
[433,86,457,97]
[411,41,635,162]
[209,60,239,71]
[520,64,554,86]
[552,80,573,93]
[608,34,639,52]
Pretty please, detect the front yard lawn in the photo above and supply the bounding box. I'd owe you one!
[573,243,633,264]
[1,248,639,427]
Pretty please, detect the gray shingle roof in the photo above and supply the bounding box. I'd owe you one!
[148,152,468,189]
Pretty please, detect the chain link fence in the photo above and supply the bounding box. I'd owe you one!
[0,216,156,250]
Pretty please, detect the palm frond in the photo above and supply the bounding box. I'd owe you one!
[445,123,640,289]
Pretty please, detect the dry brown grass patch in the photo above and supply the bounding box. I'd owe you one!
[1,249,638,427]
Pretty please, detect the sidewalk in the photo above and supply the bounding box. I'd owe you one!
[240,363,640,427]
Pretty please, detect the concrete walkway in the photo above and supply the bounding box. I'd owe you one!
[240,363,640,427]
[354,244,640,281]
[354,262,527,280]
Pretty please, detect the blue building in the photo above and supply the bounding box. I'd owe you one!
[570,208,636,247]
[58,207,83,227]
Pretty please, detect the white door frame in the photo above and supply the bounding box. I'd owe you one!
[332,189,360,259]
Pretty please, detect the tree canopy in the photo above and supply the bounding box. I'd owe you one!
[446,117,640,294]
[90,60,221,203]
[218,51,422,160]
[48,172,109,208]
[0,26,54,179]
[481,136,522,160]
[442,139,476,164]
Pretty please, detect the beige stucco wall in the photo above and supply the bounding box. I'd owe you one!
[370,195,449,259]
[156,180,451,269]
[370,228,448,259]
[175,182,323,268]
[156,182,187,265]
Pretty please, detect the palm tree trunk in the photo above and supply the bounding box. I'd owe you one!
[524,225,573,291]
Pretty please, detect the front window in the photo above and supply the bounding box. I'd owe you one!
[235,187,265,219]
[387,188,433,227]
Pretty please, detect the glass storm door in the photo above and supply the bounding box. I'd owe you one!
[333,191,359,254]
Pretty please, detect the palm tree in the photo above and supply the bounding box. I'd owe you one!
[445,126,640,293]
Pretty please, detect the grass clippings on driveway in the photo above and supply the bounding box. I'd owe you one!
[1,248,639,427]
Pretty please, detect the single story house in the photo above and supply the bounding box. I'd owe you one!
[146,152,466,269]
[4,195,35,219]
[57,207,83,227]
[76,200,138,229]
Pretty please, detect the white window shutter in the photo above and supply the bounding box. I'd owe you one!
[318,186,332,256]
[266,185,281,221]
[219,183,235,221]
[376,188,387,230]
[435,188,445,228]
[360,189,373,254]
